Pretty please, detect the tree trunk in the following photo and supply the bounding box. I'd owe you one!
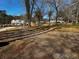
[49,16,51,26]
[28,19,31,27]
[38,19,41,26]
[55,5,58,25]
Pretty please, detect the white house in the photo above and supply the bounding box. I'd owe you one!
[11,19,25,25]
[50,20,65,25]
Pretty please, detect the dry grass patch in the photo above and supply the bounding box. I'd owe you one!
[56,27,79,32]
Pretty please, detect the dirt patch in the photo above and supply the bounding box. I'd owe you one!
[0,32,79,59]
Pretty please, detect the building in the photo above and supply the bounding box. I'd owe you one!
[11,19,25,25]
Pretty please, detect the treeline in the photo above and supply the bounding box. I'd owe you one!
[0,10,14,24]
[24,0,79,27]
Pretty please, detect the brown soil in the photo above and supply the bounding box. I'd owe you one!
[0,31,79,59]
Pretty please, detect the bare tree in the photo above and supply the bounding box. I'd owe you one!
[72,0,79,23]
[35,9,42,26]
[25,0,67,27]
[48,11,52,26]
[25,0,31,27]
[25,0,36,27]
[34,0,45,26]
[65,0,79,23]
[44,0,64,24]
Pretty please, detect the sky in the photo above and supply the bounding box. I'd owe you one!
[0,0,26,16]
[0,0,71,16]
